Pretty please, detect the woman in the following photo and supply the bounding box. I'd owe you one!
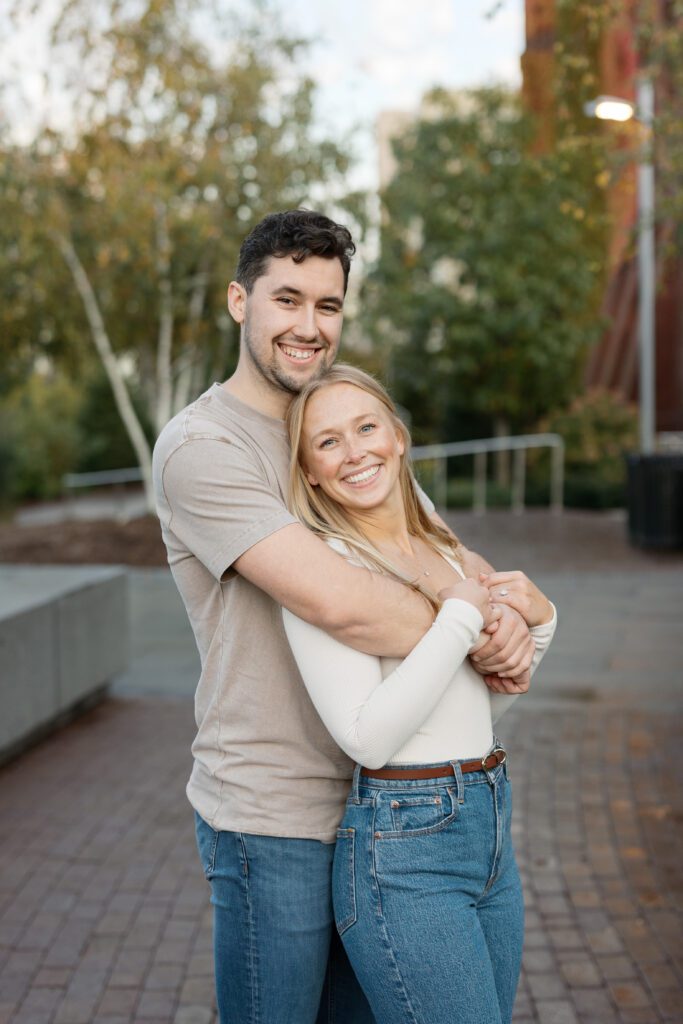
[283,365,556,1024]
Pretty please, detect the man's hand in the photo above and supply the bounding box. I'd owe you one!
[468,604,535,683]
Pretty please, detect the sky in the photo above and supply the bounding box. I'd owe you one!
[276,0,525,188]
[4,0,526,190]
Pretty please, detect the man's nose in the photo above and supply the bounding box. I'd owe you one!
[291,306,318,341]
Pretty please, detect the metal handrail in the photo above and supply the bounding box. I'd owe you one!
[411,433,564,514]
[61,433,565,515]
[63,468,144,489]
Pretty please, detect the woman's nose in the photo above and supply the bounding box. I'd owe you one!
[344,442,366,464]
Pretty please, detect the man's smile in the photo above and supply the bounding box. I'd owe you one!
[276,342,323,363]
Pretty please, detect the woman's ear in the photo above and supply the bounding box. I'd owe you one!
[305,469,319,486]
[395,426,406,457]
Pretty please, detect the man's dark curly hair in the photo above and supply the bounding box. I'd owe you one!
[235,210,356,294]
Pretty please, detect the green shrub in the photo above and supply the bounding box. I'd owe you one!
[1,372,83,501]
[529,390,638,508]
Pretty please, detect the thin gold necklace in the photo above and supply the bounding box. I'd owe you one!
[379,540,431,578]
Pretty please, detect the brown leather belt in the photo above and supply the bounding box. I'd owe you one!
[361,746,507,780]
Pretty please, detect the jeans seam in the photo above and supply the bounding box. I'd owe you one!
[238,833,260,1024]
[369,834,424,1024]
[482,777,504,896]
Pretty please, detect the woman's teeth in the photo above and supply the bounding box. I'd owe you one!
[345,465,380,485]
[280,345,316,360]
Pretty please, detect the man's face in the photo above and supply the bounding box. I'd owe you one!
[231,255,345,396]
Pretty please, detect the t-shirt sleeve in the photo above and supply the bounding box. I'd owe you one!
[161,437,296,580]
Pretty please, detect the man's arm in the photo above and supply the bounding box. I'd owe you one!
[234,523,434,657]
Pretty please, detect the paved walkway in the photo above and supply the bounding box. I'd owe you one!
[1,511,682,1024]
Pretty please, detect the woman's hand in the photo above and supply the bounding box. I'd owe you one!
[438,579,501,632]
[479,571,553,629]
[483,670,531,695]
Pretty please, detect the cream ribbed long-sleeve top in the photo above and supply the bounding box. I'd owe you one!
[283,541,556,769]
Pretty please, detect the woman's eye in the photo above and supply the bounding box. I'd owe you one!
[319,438,336,449]
[359,422,376,433]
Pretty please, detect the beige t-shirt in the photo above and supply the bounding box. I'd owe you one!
[153,384,355,841]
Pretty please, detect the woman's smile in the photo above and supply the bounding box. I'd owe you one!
[342,464,382,487]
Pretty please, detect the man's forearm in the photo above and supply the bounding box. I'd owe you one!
[326,569,434,657]
[234,522,434,658]
[460,546,494,579]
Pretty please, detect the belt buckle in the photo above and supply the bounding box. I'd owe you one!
[482,746,506,771]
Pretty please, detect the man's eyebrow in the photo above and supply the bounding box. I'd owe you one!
[270,286,343,306]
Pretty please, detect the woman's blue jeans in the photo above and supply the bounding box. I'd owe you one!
[333,757,524,1024]
[194,813,375,1024]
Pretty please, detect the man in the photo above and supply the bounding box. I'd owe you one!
[153,210,533,1023]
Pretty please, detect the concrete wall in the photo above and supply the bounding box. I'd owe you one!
[0,566,129,760]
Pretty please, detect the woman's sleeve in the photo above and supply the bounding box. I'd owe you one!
[283,599,484,769]
[490,603,558,724]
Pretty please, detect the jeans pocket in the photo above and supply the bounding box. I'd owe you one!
[194,811,219,879]
[377,788,457,838]
[332,828,357,936]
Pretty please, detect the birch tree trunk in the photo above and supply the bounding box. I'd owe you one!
[53,231,156,512]
[172,258,210,414]
[154,201,174,434]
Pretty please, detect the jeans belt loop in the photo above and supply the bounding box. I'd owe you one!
[350,763,363,804]
[449,759,465,803]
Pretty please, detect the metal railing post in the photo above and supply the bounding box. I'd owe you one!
[550,440,564,515]
[473,451,487,515]
[511,448,526,515]
[435,457,448,511]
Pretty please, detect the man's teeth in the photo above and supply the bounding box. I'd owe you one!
[281,345,316,360]
[345,465,380,485]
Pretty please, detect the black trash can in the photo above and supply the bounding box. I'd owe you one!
[626,453,683,549]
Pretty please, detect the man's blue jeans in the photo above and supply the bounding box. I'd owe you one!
[195,813,375,1024]
[333,758,524,1024]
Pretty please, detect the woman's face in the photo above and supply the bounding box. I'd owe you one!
[301,382,405,512]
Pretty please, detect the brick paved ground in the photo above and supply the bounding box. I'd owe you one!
[1,696,680,1024]
[2,511,682,1023]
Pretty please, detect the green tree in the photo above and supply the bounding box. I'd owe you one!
[1,0,354,508]
[366,88,606,449]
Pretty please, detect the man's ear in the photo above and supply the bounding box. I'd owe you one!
[227,281,246,324]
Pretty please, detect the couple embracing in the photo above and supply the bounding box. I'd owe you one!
[153,209,556,1024]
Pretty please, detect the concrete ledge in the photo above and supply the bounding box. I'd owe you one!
[0,565,129,763]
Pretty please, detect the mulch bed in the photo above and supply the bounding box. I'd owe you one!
[0,516,168,566]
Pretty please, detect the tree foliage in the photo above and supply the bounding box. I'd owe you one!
[366,88,606,445]
[1,0,355,506]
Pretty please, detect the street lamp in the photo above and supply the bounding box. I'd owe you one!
[584,79,656,455]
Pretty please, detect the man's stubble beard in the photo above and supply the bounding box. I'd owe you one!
[243,318,334,397]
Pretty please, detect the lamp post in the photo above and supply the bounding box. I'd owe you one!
[584,83,683,550]
[584,81,656,453]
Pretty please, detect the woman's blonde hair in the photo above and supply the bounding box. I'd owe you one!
[286,364,462,613]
